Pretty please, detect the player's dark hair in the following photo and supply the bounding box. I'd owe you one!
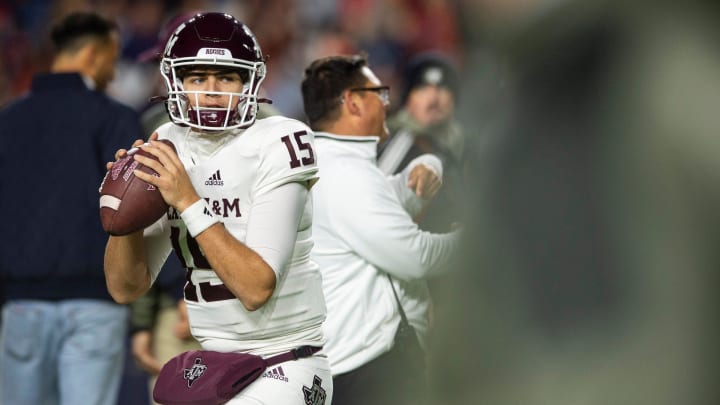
[301,53,370,130]
[50,12,117,54]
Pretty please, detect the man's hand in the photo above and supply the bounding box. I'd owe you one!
[132,138,201,213]
[407,163,442,199]
[131,330,162,375]
[174,300,194,340]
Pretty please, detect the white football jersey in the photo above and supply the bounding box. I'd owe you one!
[145,116,326,355]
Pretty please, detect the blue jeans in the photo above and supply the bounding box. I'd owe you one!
[0,299,128,405]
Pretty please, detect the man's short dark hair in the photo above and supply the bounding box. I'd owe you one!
[50,12,117,53]
[301,54,370,130]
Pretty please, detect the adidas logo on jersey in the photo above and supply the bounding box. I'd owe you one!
[205,170,224,186]
[262,366,289,382]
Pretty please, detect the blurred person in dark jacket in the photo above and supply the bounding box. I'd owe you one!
[0,11,143,405]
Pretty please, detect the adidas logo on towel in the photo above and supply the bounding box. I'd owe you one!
[262,366,289,382]
[205,170,224,186]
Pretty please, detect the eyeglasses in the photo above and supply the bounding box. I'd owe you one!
[349,86,390,106]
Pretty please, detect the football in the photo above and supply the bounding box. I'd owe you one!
[99,139,176,236]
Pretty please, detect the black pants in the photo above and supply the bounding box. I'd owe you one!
[332,342,428,405]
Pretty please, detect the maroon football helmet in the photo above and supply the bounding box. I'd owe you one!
[160,12,266,131]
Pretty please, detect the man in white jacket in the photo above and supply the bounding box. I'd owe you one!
[301,54,461,405]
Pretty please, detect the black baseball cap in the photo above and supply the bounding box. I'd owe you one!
[401,52,459,104]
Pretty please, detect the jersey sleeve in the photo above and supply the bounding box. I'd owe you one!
[253,118,319,196]
[245,182,308,279]
[142,215,173,285]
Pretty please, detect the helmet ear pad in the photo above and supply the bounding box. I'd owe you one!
[159,12,266,131]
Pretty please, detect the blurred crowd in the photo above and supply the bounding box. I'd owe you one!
[0,0,467,119]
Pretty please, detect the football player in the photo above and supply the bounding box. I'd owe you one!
[103,12,331,404]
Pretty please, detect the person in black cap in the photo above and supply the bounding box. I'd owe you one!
[376,52,466,391]
[398,52,460,125]
[378,51,465,233]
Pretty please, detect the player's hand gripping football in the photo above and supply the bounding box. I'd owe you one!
[132,133,200,213]
[100,133,178,235]
[106,138,146,170]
